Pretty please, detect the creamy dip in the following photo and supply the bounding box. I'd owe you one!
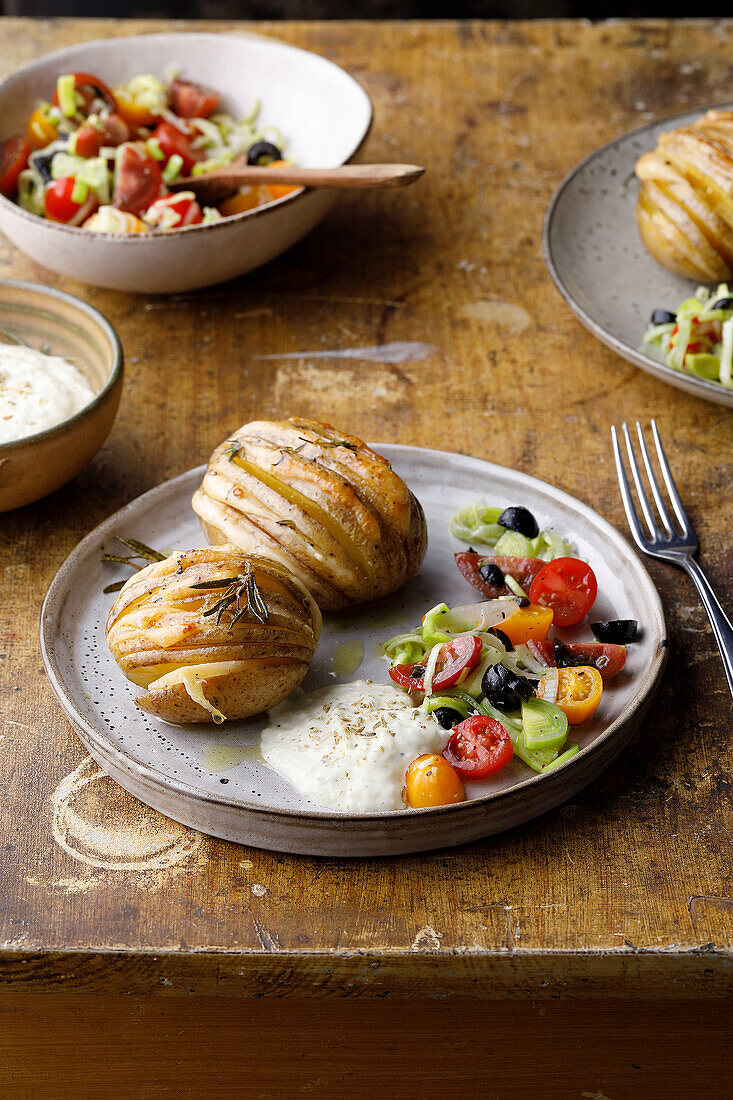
[0,345,96,445]
[260,680,448,812]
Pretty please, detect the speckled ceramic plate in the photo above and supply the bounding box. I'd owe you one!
[41,445,667,856]
[543,105,733,409]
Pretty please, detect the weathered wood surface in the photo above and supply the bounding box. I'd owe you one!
[0,18,731,998]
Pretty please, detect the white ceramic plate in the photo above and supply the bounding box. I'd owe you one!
[41,445,667,856]
[543,105,733,409]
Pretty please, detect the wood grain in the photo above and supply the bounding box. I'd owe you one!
[0,18,731,999]
[2,993,732,1099]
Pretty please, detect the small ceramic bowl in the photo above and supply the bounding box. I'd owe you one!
[0,279,123,511]
[0,33,373,294]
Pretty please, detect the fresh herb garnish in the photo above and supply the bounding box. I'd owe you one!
[102,537,166,594]
[191,563,269,628]
[223,440,242,461]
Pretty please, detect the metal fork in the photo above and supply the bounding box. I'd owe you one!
[612,419,733,700]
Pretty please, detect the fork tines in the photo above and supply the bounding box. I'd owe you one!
[611,419,696,555]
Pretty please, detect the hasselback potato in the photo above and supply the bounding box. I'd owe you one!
[191,418,427,611]
[106,545,321,724]
[636,110,733,280]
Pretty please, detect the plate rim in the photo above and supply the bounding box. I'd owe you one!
[40,443,668,825]
[542,102,733,409]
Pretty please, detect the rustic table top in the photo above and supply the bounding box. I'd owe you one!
[1,16,731,1000]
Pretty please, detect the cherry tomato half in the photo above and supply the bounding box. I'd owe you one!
[443,715,513,779]
[73,113,130,158]
[151,122,202,175]
[405,754,464,808]
[497,603,553,645]
[112,144,163,215]
[455,551,546,600]
[526,639,626,681]
[171,79,220,119]
[529,557,598,627]
[143,192,203,229]
[27,108,58,150]
[53,72,117,117]
[44,177,99,225]
[389,634,483,694]
[540,666,603,725]
[0,136,31,198]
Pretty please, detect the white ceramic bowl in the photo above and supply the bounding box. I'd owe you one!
[0,32,372,294]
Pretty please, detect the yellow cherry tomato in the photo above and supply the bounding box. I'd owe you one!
[114,94,158,129]
[405,754,464,808]
[27,108,58,150]
[498,603,553,645]
[541,665,603,725]
[264,159,300,200]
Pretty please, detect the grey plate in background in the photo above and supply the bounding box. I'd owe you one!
[40,445,667,856]
[543,105,733,410]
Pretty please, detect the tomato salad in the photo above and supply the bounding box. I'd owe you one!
[0,70,297,233]
[384,499,639,808]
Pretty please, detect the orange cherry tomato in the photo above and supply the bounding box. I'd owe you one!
[218,187,271,216]
[540,665,603,725]
[498,603,553,646]
[27,108,58,150]
[405,754,464,808]
[264,159,300,200]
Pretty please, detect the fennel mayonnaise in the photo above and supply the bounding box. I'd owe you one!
[0,345,95,444]
[260,679,448,812]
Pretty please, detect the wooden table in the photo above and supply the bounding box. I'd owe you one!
[1,17,732,1098]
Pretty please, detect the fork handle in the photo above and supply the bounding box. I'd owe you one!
[682,558,733,699]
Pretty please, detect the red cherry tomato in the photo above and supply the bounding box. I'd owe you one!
[443,715,513,779]
[112,144,163,215]
[0,136,31,198]
[144,192,203,228]
[455,551,546,599]
[526,639,626,681]
[529,557,598,627]
[171,79,220,119]
[44,177,99,225]
[389,634,483,694]
[53,72,117,116]
[73,113,130,158]
[151,121,202,175]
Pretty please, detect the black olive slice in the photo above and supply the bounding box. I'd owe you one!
[497,506,539,539]
[710,297,733,311]
[433,706,463,730]
[650,309,676,325]
[247,141,283,166]
[591,619,639,644]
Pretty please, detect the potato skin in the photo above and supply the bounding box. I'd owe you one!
[635,111,733,280]
[191,418,428,611]
[106,545,321,724]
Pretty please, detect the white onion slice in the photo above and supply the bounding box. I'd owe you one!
[536,666,558,703]
[446,598,519,632]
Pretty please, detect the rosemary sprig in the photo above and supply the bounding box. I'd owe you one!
[272,437,360,467]
[102,536,166,595]
[191,564,269,628]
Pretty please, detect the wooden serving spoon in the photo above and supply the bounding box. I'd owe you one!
[168,160,425,207]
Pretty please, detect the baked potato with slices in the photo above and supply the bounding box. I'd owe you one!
[105,545,321,724]
[191,418,427,611]
[636,110,733,280]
